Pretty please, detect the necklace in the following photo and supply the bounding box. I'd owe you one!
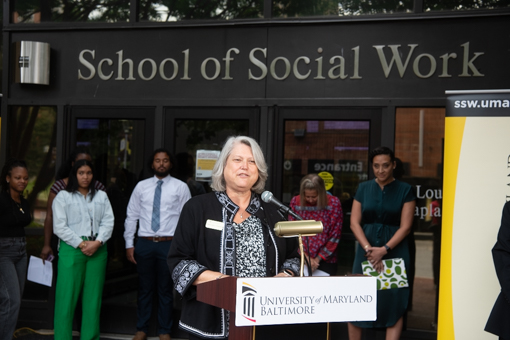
[13,200,24,214]
[239,210,244,219]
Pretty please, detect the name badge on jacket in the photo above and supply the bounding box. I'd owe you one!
[205,219,223,231]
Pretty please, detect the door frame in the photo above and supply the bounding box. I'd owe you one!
[273,106,383,200]
[66,106,157,334]
[69,106,156,179]
[163,106,260,153]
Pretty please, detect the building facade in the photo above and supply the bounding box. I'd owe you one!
[2,1,509,337]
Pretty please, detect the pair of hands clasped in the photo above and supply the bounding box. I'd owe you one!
[79,240,102,257]
[364,246,388,273]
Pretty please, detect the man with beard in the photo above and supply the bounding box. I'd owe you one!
[124,149,191,340]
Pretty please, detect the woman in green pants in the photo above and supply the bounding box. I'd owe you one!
[52,159,114,340]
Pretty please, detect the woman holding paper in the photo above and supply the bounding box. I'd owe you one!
[167,136,299,340]
[52,159,114,340]
[289,174,343,275]
[348,146,416,340]
[0,159,31,340]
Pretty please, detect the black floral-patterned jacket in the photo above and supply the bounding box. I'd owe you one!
[167,191,300,339]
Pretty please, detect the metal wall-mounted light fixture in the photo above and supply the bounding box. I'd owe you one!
[14,41,50,85]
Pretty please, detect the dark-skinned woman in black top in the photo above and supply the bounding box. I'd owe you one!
[0,159,31,340]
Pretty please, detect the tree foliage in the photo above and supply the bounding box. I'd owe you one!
[14,0,130,22]
[145,0,263,21]
[8,107,57,215]
[11,0,510,23]
[423,0,510,11]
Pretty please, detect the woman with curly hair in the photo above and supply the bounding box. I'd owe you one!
[0,159,31,339]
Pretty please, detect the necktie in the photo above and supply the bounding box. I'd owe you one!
[151,180,163,232]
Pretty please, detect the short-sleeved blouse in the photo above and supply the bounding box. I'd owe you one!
[355,179,415,229]
[351,179,416,328]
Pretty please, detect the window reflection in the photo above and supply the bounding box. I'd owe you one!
[75,118,145,275]
[424,0,510,12]
[173,119,249,194]
[395,107,444,331]
[11,0,510,23]
[282,120,369,207]
[7,105,57,301]
[8,106,57,226]
[282,119,370,276]
[13,0,130,23]
[273,0,413,17]
[139,0,264,21]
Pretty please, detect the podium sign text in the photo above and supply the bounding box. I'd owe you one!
[235,276,376,326]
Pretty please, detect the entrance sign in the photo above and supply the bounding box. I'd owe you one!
[440,90,510,340]
[318,171,334,191]
[234,276,376,326]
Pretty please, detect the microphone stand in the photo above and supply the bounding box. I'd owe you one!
[277,209,314,277]
[298,235,306,277]
[274,210,310,274]
[273,216,327,338]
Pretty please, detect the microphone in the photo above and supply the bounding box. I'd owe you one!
[261,191,303,221]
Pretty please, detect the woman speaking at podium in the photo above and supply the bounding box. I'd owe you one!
[348,147,416,340]
[168,136,299,340]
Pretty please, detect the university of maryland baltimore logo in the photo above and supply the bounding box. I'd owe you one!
[241,282,257,322]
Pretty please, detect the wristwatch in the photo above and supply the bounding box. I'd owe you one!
[384,244,391,252]
[282,269,293,277]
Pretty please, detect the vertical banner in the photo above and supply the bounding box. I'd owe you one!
[439,90,510,340]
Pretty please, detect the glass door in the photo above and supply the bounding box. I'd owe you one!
[69,106,155,334]
[165,107,259,195]
[164,106,259,339]
[276,107,382,276]
[395,107,445,333]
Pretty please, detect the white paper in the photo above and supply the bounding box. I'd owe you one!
[303,267,330,277]
[27,256,53,287]
[195,150,220,181]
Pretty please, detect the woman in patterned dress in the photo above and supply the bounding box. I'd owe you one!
[289,174,343,276]
[167,136,299,340]
[348,146,416,340]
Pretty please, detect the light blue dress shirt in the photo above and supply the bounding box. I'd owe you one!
[53,190,114,248]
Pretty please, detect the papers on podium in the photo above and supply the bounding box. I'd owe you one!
[303,267,329,277]
[27,256,53,287]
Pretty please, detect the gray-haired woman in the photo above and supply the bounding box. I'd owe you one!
[167,136,300,340]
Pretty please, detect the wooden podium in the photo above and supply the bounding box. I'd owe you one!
[197,276,253,340]
[197,276,376,340]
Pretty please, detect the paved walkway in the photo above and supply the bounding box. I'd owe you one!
[14,327,436,340]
